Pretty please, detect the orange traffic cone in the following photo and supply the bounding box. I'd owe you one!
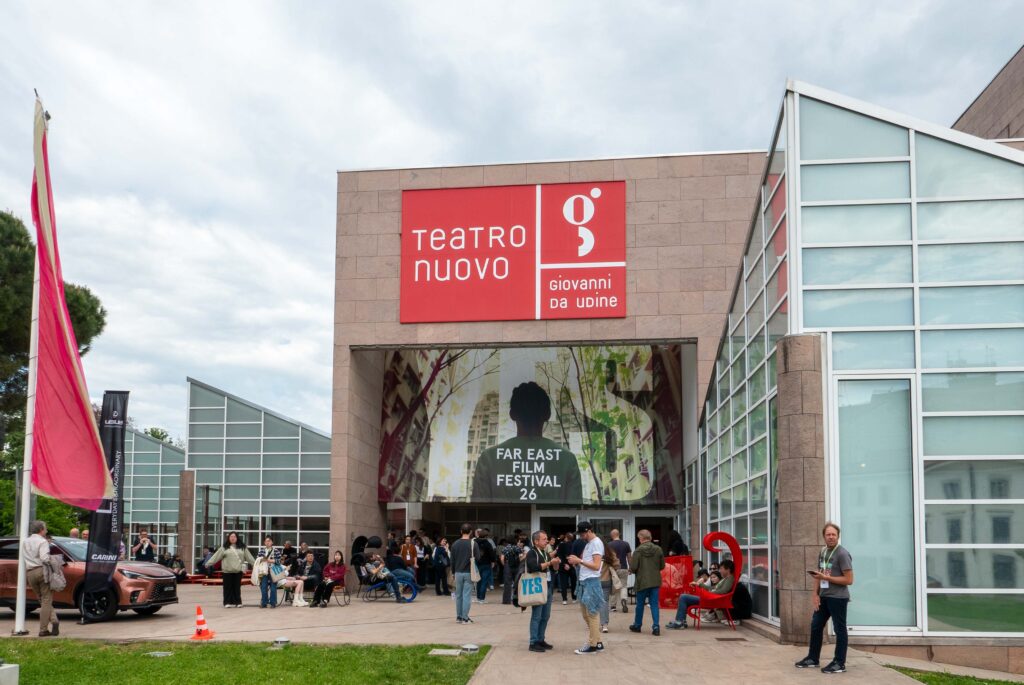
[190,605,215,640]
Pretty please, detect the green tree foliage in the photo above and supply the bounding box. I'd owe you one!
[0,210,107,534]
[144,427,169,442]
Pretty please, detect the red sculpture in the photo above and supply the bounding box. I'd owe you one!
[686,531,743,630]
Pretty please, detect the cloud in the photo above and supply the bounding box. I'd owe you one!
[1,1,1022,441]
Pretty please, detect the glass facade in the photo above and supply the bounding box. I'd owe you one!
[699,84,1024,635]
[123,428,185,556]
[186,379,332,562]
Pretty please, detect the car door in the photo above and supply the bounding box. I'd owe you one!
[0,540,22,602]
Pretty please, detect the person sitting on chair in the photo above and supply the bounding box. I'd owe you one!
[312,551,347,608]
[364,554,404,603]
[666,559,735,629]
[278,557,309,607]
[297,552,322,593]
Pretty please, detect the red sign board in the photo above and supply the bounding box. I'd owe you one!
[400,181,626,323]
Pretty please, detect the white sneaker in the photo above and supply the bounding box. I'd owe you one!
[235,603,244,608]
[293,599,308,607]
[562,600,568,605]
[224,604,232,608]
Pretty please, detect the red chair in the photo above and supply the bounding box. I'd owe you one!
[686,531,743,630]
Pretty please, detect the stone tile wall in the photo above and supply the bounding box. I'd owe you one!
[954,45,1024,139]
[773,333,827,644]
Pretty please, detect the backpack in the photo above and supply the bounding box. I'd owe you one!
[478,539,495,564]
[503,546,520,570]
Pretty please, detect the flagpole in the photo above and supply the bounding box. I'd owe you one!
[13,250,40,636]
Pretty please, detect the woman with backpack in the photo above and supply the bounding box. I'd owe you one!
[432,537,451,595]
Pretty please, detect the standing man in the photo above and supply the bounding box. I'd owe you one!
[556,533,576,604]
[68,528,80,539]
[526,530,560,653]
[450,523,481,624]
[501,537,522,605]
[608,529,632,613]
[628,529,664,636]
[796,522,854,674]
[23,520,58,636]
[568,521,605,655]
[475,528,495,603]
[132,530,157,562]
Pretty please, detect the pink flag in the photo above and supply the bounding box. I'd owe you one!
[29,99,113,510]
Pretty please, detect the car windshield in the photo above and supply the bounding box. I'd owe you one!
[52,536,87,562]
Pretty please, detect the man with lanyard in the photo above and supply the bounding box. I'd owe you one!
[568,521,605,655]
[796,522,854,674]
[526,530,561,653]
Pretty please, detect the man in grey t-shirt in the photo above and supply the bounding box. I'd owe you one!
[795,522,854,674]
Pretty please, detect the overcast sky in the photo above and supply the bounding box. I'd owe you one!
[1,1,1021,442]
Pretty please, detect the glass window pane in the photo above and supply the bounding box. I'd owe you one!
[801,204,911,244]
[800,98,909,160]
[223,500,259,516]
[226,438,261,453]
[767,219,787,273]
[733,483,748,514]
[747,327,766,370]
[300,485,330,500]
[921,329,1024,368]
[924,460,1024,500]
[921,286,1024,325]
[747,293,765,335]
[926,505,1024,543]
[745,257,764,305]
[838,379,916,626]
[300,500,330,515]
[261,501,297,516]
[190,384,224,408]
[765,260,787,308]
[263,454,299,468]
[750,474,768,510]
[264,437,300,453]
[919,243,1024,283]
[226,423,261,438]
[767,308,787,351]
[190,408,224,423]
[927,555,1024,594]
[750,402,767,440]
[833,331,915,370]
[189,423,223,438]
[922,372,1024,412]
[928,594,1024,632]
[301,429,331,453]
[916,134,1024,199]
[224,485,259,499]
[923,416,1024,456]
[262,470,299,484]
[262,485,298,499]
[189,455,222,469]
[224,470,259,484]
[765,179,786,232]
[750,364,766,403]
[803,246,912,285]
[225,454,259,468]
[803,289,913,327]
[188,439,222,454]
[918,200,1024,241]
[750,439,768,474]
[226,398,262,422]
[301,453,332,469]
[801,162,910,202]
[264,414,300,438]
[300,469,331,484]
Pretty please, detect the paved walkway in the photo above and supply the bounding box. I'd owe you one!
[1,584,915,684]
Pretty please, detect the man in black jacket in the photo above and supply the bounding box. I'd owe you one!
[556,533,577,604]
[296,552,322,593]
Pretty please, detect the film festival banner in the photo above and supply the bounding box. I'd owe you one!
[83,391,129,601]
[378,345,682,506]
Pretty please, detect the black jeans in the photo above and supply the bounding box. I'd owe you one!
[502,564,517,604]
[558,567,576,600]
[808,596,849,665]
[222,572,243,605]
[312,580,336,604]
[435,568,450,595]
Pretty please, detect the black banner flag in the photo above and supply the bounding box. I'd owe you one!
[83,391,129,604]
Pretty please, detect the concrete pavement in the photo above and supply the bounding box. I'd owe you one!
[2,583,917,684]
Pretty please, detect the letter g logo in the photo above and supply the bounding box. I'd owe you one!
[562,188,602,258]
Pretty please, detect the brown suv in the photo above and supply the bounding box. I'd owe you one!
[0,536,178,621]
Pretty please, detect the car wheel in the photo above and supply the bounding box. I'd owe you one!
[131,606,162,616]
[79,588,118,622]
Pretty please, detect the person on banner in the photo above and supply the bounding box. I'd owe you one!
[796,522,854,675]
[205,531,255,608]
[256,536,283,608]
[526,530,560,653]
[22,520,59,637]
[608,529,632,613]
[568,521,605,655]
[131,529,157,562]
[666,558,735,629]
[470,381,582,505]
[628,528,664,636]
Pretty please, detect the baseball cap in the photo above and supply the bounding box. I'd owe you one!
[576,521,593,534]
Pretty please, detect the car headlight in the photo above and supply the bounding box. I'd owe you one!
[120,570,160,580]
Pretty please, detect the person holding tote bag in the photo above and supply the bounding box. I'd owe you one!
[523,530,560,653]
[256,536,283,608]
[205,531,255,608]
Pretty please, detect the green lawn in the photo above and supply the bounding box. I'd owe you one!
[893,667,1020,685]
[0,639,490,684]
